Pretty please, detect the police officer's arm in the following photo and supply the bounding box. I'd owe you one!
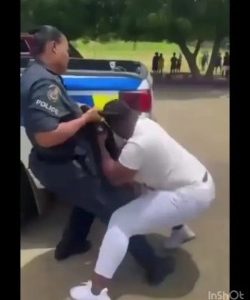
[35,115,96,148]
[97,133,139,186]
[27,80,101,148]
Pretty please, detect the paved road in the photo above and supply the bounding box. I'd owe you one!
[21,87,229,300]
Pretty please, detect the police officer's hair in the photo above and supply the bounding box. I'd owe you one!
[29,25,64,57]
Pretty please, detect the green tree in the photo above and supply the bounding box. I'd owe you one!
[203,0,229,77]
[21,0,229,78]
[147,0,229,77]
[118,0,162,49]
[110,0,229,77]
[21,0,125,40]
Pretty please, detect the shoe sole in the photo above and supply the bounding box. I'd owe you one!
[182,235,196,244]
[164,235,196,250]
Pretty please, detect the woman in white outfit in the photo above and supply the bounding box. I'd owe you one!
[70,100,215,300]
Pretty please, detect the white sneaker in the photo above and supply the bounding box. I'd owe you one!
[164,225,196,249]
[70,281,111,300]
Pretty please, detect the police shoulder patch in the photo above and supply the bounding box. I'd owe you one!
[47,84,61,102]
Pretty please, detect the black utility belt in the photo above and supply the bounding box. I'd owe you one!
[35,153,96,176]
[36,153,85,164]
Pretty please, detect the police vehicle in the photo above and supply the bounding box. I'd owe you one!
[21,33,154,223]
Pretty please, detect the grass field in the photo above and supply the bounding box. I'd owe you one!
[73,40,214,73]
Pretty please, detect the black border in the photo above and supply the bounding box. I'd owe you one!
[230,0,248,298]
[1,0,20,299]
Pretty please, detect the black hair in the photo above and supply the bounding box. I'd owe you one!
[102,100,133,125]
[28,25,64,57]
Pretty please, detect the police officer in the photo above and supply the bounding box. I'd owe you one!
[21,25,173,286]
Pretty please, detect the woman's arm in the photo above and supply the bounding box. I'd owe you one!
[35,108,101,148]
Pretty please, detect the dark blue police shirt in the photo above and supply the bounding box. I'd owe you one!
[21,60,83,160]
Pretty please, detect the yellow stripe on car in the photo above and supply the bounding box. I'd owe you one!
[93,93,119,110]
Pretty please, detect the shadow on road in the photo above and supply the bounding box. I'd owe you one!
[112,247,200,299]
[21,246,199,300]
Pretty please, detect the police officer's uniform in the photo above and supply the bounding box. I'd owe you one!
[21,60,102,212]
[21,60,168,278]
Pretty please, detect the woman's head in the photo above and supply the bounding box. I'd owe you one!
[102,100,139,139]
[29,25,69,74]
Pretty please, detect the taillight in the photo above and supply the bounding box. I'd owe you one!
[119,90,152,112]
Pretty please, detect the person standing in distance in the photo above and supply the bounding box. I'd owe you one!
[170,52,178,74]
[152,52,159,73]
[158,53,165,76]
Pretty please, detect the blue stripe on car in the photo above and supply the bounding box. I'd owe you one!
[71,95,94,106]
[63,76,141,91]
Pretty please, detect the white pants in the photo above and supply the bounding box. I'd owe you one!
[95,174,215,278]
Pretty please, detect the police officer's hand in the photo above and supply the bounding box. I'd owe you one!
[84,107,102,123]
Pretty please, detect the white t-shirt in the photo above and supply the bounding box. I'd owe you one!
[118,117,206,190]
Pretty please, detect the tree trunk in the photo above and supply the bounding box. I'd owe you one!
[193,39,203,58]
[178,41,201,78]
[205,36,222,78]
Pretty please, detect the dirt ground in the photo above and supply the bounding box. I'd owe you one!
[21,86,229,300]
